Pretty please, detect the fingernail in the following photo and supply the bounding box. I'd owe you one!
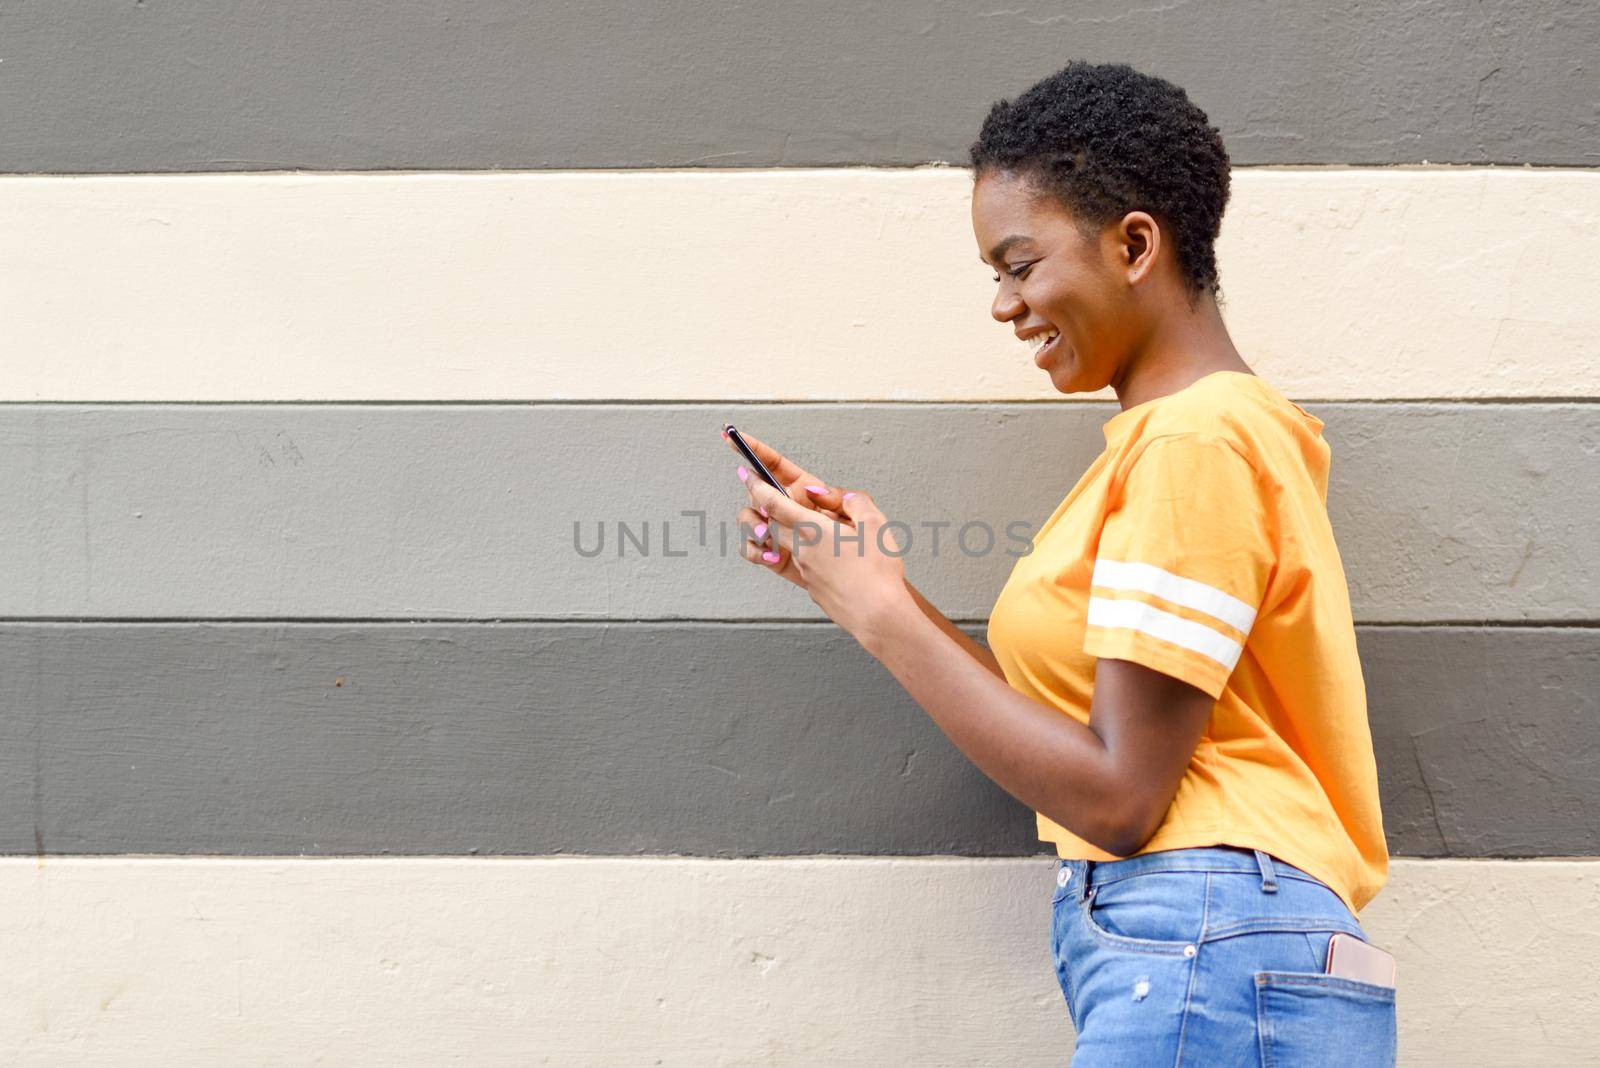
[804,485,825,494]
[758,506,768,518]
[762,550,780,564]
[753,522,768,539]
[843,492,856,500]
[720,427,728,439]
[737,466,750,482]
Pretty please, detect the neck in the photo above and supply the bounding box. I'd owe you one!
[1111,291,1250,411]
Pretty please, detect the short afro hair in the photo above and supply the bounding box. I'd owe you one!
[969,61,1231,300]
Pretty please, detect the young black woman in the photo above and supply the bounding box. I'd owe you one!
[723,62,1395,1065]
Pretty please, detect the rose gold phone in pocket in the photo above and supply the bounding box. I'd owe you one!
[1326,933,1397,988]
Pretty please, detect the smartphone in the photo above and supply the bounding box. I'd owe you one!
[1325,933,1397,988]
[723,424,791,498]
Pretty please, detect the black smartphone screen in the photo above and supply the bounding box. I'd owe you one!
[723,424,791,498]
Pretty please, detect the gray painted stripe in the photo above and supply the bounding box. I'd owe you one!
[3,404,1597,622]
[1,623,1593,857]
[1,1,1594,172]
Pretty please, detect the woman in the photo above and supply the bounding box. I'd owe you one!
[724,61,1395,1064]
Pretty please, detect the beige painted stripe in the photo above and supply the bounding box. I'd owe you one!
[1,168,1595,402]
[0,858,1592,1065]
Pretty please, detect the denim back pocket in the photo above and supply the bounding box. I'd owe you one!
[1254,971,1397,1067]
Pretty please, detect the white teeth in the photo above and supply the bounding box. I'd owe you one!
[1026,331,1059,351]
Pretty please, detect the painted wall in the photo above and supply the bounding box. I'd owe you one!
[2,2,1597,1064]
[0,1,1595,170]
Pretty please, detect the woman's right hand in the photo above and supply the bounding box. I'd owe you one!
[723,427,845,588]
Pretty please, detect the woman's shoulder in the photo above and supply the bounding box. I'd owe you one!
[1129,373,1265,445]
[1134,372,1317,458]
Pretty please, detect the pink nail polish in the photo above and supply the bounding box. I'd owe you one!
[737,466,750,482]
[843,492,856,500]
[753,522,768,539]
[762,550,780,564]
[804,485,825,494]
[758,506,768,518]
[720,427,728,439]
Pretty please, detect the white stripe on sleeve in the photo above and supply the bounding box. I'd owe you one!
[1086,595,1245,671]
[1090,558,1257,634]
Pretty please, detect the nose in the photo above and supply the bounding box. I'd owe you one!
[991,284,1024,324]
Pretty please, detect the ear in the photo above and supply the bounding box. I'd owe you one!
[1113,211,1162,287]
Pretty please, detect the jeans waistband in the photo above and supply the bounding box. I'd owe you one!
[1060,846,1325,898]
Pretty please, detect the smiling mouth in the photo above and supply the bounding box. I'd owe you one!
[1027,329,1062,366]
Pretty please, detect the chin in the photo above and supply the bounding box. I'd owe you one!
[1044,357,1091,395]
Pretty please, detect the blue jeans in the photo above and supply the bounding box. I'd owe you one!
[1050,846,1396,1066]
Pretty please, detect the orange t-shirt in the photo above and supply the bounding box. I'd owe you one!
[986,371,1388,913]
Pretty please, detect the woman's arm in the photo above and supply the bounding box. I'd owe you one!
[732,469,1212,856]
[902,579,1006,680]
[858,594,1214,857]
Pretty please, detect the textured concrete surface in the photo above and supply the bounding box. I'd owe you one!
[1,1,1595,171]
[2,169,1596,402]
[1,623,1593,857]
[0,857,1594,1066]
[1364,627,1600,856]
[4,404,1596,622]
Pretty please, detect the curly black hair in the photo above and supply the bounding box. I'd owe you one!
[969,61,1231,301]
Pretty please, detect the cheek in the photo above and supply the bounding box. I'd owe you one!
[1030,275,1083,327]
[1046,294,1097,345]
[1062,283,1124,344]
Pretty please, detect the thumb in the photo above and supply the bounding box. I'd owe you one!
[835,489,881,524]
[800,483,848,514]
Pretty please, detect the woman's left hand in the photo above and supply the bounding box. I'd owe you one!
[739,473,912,645]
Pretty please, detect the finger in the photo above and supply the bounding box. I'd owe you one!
[763,516,793,556]
[835,488,878,523]
[736,506,766,531]
[722,427,833,499]
[739,533,785,569]
[766,513,833,561]
[733,464,842,532]
[800,482,850,516]
[736,507,770,545]
[741,469,813,529]
[737,524,805,589]
[788,485,844,522]
[734,465,776,518]
[834,489,900,554]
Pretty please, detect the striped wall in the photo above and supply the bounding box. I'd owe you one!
[4,2,1599,1064]
[3,170,1597,402]
[1,1,1595,169]
[2,859,1596,1064]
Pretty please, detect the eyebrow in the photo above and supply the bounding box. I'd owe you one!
[979,234,1034,265]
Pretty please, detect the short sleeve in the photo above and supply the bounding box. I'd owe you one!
[1084,434,1275,700]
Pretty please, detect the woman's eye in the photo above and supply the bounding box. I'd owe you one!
[994,263,1031,282]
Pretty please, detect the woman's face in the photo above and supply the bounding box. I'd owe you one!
[971,169,1148,395]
